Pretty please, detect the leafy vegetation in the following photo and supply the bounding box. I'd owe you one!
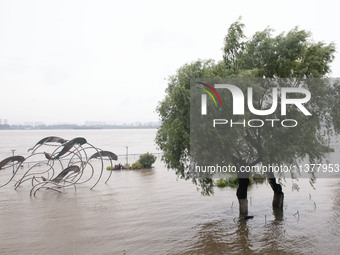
[216,177,240,188]
[106,154,157,170]
[216,176,265,188]
[156,17,339,202]
[138,153,156,168]
[106,163,126,170]
[130,162,143,170]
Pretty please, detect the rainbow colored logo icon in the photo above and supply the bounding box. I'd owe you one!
[197,82,222,106]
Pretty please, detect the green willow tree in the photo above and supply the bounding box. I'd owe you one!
[156,19,338,215]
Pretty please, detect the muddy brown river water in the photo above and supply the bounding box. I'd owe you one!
[0,129,339,254]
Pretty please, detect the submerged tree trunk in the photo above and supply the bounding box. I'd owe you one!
[268,176,284,209]
[237,175,249,216]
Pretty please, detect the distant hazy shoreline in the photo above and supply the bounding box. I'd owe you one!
[0,124,159,130]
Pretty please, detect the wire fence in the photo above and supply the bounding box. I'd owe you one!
[12,151,164,169]
[3,142,339,171]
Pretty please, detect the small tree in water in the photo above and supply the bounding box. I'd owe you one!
[138,153,157,168]
[156,18,339,215]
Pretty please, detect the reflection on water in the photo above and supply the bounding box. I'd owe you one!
[0,130,339,254]
[330,184,340,238]
[174,202,314,255]
[1,163,339,254]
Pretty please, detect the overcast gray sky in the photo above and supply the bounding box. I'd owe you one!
[1,0,339,125]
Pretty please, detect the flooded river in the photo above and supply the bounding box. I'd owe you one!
[0,129,339,254]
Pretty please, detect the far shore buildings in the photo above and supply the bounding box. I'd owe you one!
[0,119,8,125]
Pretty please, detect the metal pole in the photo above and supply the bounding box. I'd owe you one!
[126,146,128,165]
[11,149,15,174]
